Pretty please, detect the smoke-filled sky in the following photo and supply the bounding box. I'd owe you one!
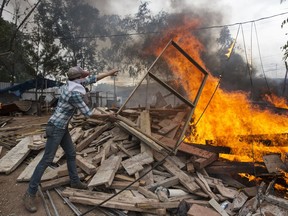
[3,0,288,80]
[89,0,288,79]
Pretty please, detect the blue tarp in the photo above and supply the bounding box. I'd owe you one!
[0,77,63,96]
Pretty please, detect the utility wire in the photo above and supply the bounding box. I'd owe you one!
[254,22,272,94]
[241,23,254,93]
[194,25,241,126]
[56,11,288,40]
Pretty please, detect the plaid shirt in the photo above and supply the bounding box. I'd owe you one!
[48,75,96,129]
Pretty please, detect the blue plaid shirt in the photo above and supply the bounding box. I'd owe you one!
[48,75,96,129]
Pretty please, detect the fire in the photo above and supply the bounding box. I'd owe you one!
[279,169,288,184]
[274,183,288,199]
[150,18,288,162]
[238,173,262,182]
[264,94,288,109]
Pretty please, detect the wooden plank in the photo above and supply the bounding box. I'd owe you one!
[88,155,121,187]
[109,181,139,190]
[208,198,229,216]
[62,187,148,203]
[117,142,134,158]
[40,173,85,191]
[139,165,154,186]
[263,154,288,173]
[121,152,154,175]
[114,174,135,182]
[265,194,288,209]
[139,110,153,155]
[152,169,172,178]
[196,172,219,201]
[232,192,248,211]
[172,140,218,160]
[41,163,80,182]
[187,203,220,216]
[0,136,32,174]
[146,176,179,191]
[159,156,200,193]
[185,142,231,154]
[138,186,159,200]
[71,127,83,143]
[194,156,218,170]
[76,123,110,152]
[92,139,113,164]
[17,150,45,182]
[136,201,180,209]
[69,196,159,214]
[116,121,164,153]
[139,110,154,186]
[76,155,97,175]
[215,184,238,199]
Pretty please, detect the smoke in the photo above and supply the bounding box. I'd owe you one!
[7,0,285,102]
[86,0,285,102]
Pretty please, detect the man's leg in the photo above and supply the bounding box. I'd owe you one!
[24,123,65,212]
[60,128,87,189]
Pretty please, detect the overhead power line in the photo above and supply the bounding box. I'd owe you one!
[57,11,288,39]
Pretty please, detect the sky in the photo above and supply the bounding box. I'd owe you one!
[3,0,288,81]
[91,0,288,79]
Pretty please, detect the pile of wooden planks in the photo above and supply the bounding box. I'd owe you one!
[0,110,288,216]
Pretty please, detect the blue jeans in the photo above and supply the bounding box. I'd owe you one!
[28,123,80,195]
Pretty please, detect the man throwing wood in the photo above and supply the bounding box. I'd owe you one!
[23,66,118,213]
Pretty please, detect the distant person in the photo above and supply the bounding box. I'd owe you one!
[23,66,118,213]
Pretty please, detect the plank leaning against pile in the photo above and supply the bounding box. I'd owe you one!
[23,66,118,213]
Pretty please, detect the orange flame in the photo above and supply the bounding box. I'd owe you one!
[264,94,288,109]
[238,173,262,182]
[279,169,288,184]
[150,18,288,162]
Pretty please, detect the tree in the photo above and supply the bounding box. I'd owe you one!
[31,0,109,78]
[0,17,36,84]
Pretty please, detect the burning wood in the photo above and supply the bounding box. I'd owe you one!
[0,40,287,215]
[0,110,287,215]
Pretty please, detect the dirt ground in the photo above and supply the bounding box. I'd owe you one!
[0,115,104,216]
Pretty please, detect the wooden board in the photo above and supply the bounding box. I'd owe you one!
[76,124,110,152]
[215,184,238,199]
[263,154,288,173]
[208,198,229,216]
[117,121,164,153]
[121,152,154,175]
[76,155,96,175]
[17,150,45,182]
[88,155,121,187]
[40,173,85,190]
[187,203,221,216]
[0,136,32,174]
[161,158,200,193]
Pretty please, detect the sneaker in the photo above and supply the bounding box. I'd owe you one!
[70,181,88,189]
[23,192,37,213]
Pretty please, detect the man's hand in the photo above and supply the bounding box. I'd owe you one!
[108,69,119,77]
[90,111,117,123]
[107,113,117,123]
[96,69,119,81]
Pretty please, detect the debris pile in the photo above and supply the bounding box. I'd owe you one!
[0,110,288,216]
[0,40,287,215]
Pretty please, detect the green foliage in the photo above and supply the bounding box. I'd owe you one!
[0,18,35,83]
[0,0,168,83]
